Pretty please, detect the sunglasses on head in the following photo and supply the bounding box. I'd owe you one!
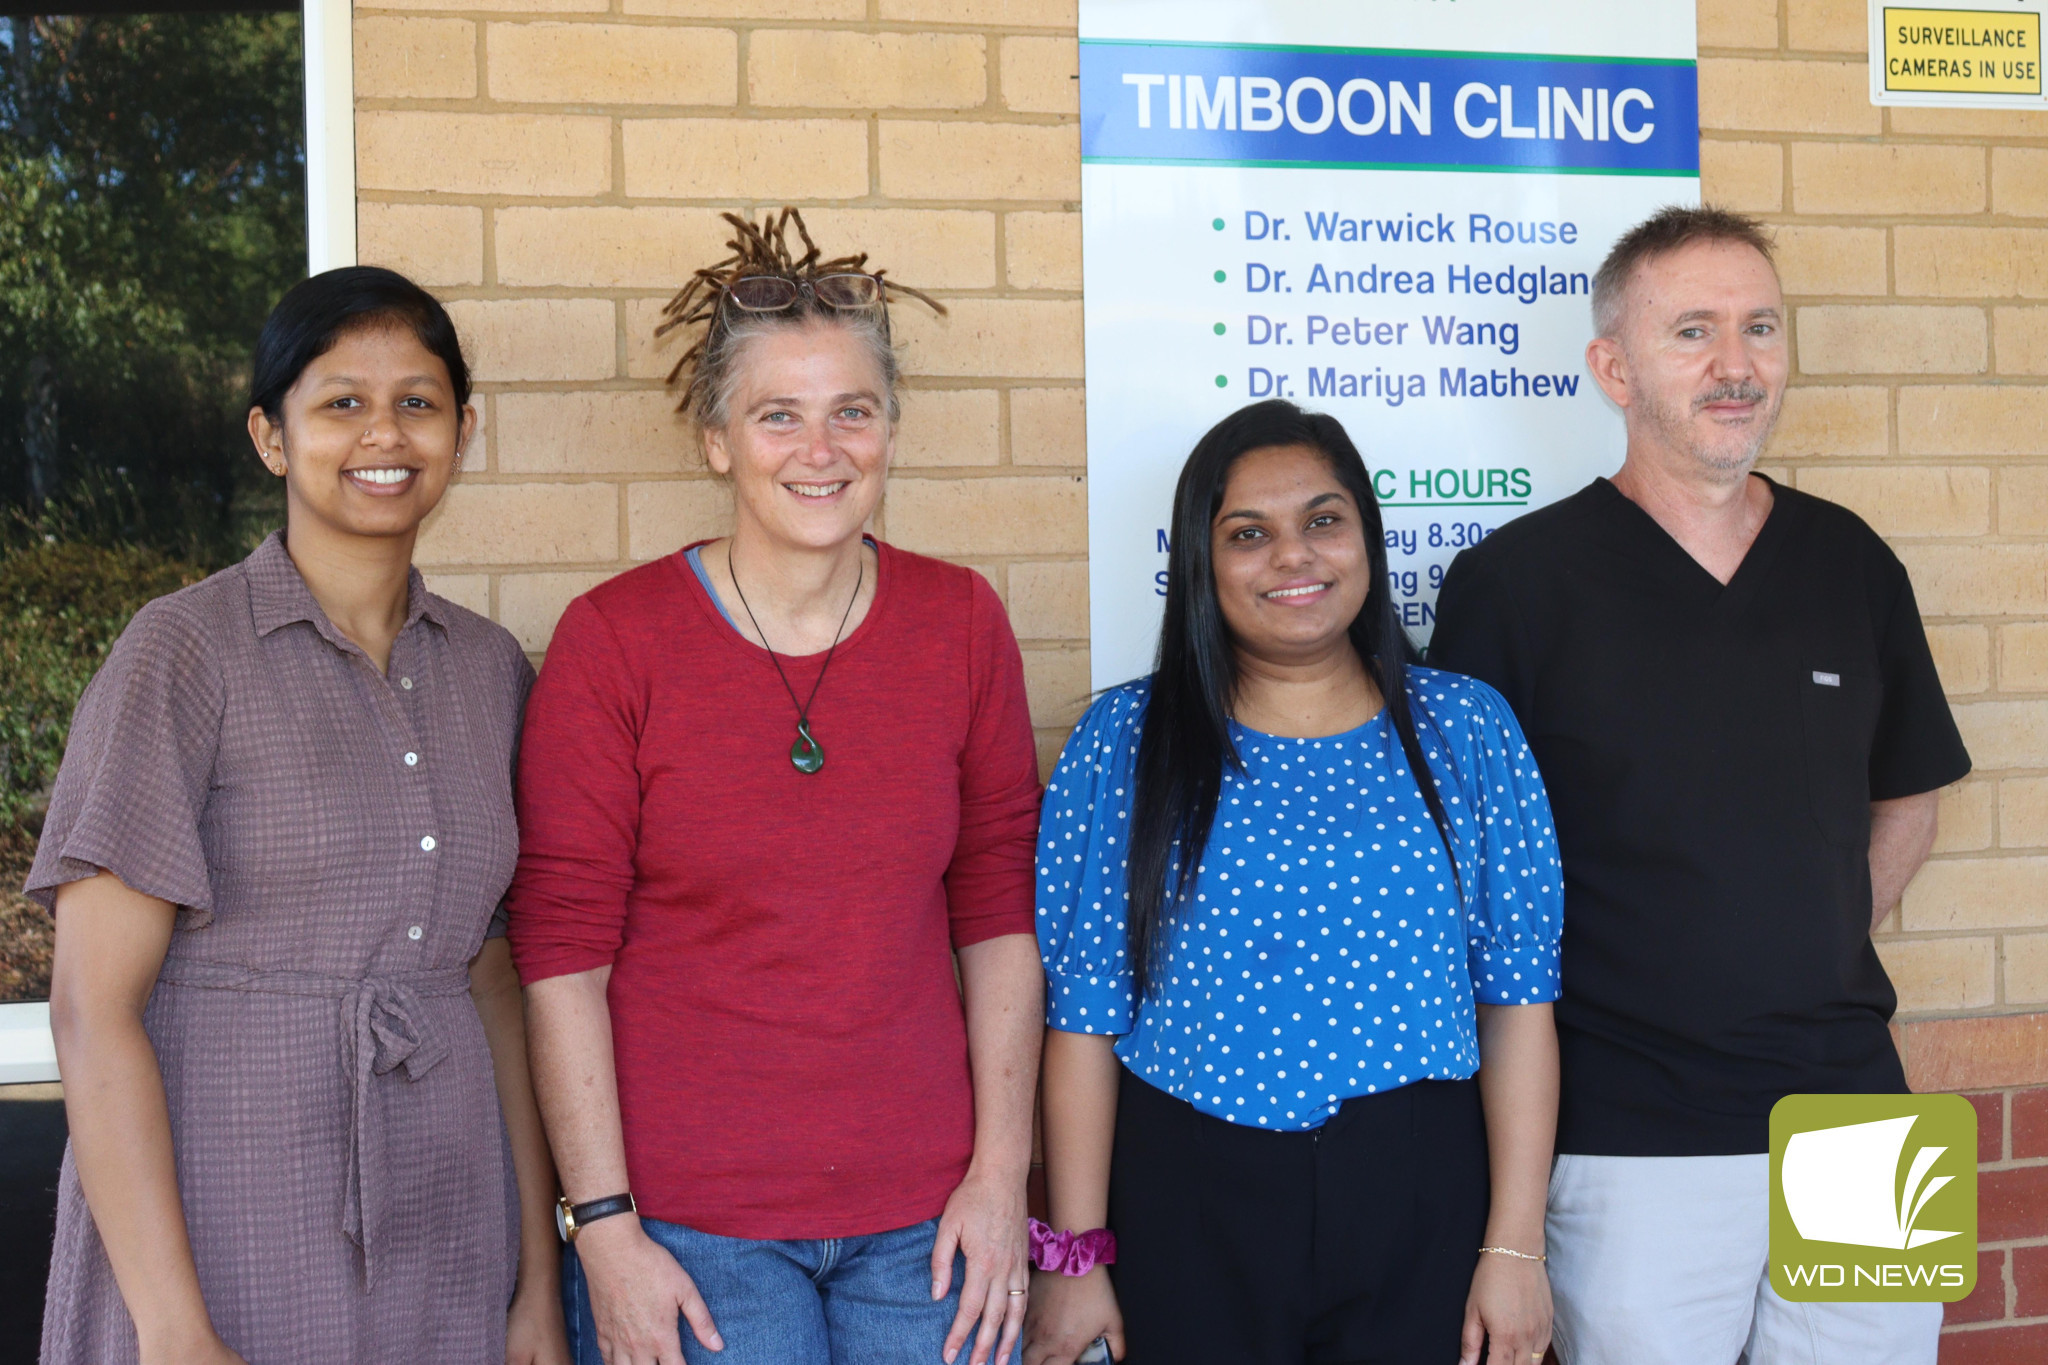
[722,273,884,313]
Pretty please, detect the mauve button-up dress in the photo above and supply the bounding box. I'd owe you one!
[27,532,534,1364]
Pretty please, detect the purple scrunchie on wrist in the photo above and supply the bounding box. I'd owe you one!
[1028,1217,1118,1276]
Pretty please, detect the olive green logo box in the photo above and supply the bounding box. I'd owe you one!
[1769,1093,1977,1303]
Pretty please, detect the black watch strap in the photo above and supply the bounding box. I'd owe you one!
[557,1192,636,1243]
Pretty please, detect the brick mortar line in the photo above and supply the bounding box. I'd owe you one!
[440,469,1088,482]
[359,99,1077,123]
[368,196,1080,215]
[1918,850,2048,867]
[445,557,1096,570]
[1899,1005,2048,1022]
[1941,1316,2048,1331]
[1702,131,2048,146]
[370,12,1073,31]
[1709,141,2048,158]
[460,380,1088,394]
[1771,456,2044,466]
[464,286,1087,299]
[1912,850,2048,865]
[1879,928,2048,942]
[1785,373,2048,383]
[360,194,1086,211]
[1767,215,2048,227]
[356,9,1074,33]
[438,577,1097,601]
[1795,291,2048,302]
[1704,126,2031,138]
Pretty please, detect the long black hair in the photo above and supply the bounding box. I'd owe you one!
[1125,398,1460,996]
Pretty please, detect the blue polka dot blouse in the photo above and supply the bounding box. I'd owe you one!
[1035,667,1563,1130]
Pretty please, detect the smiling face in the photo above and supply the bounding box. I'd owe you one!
[700,319,894,556]
[247,322,473,544]
[1211,443,1374,668]
[1590,238,1788,480]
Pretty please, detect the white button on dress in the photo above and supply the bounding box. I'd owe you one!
[400,677,414,690]
[404,753,418,767]
[407,926,423,941]
[420,835,437,852]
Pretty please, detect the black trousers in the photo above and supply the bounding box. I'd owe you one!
[1108,1069,1489,1365]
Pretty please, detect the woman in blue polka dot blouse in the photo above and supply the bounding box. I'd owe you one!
[1022,401,1564,1365]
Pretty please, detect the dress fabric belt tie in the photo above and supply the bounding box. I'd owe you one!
[155,956,471,1292]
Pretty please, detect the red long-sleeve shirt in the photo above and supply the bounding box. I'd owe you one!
[507,543,1042,1238]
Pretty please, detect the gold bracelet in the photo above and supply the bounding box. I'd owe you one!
[1478,1245,1547,1262]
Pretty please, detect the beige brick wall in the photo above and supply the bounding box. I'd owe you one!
[354,0,1088,772]
[1701,5,2048,1028]
[356,1,2048,1022]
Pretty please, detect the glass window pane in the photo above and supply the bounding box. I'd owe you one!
[0,10,305,1008]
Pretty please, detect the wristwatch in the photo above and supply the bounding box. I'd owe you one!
[556,1192,636,1243]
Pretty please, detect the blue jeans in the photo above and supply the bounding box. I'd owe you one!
[563,1215,1019,1365]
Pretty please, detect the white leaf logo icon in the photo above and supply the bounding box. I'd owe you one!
[1782,1115,1960,1251]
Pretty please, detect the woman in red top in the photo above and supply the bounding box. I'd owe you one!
[510,211,1045,1365]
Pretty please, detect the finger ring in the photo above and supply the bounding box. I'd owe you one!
[1007,1288,1027,1296]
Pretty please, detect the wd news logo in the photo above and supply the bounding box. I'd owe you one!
[1769,1094,1978,1303]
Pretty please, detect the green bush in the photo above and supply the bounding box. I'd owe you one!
[0,540,205,827]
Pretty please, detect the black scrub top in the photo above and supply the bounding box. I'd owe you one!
[1432,476,1971,1156]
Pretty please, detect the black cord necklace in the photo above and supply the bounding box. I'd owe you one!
[728,541,863,775]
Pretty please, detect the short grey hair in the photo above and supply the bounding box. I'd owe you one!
[692,305,903,433]
[1590,204,1777,338]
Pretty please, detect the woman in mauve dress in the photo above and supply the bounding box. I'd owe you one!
[29,268,569,1365]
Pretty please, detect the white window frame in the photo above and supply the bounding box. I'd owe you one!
[0,0,354,1086]
[305,0,357,272]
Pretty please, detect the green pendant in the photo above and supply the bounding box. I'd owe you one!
[791,720,824,775]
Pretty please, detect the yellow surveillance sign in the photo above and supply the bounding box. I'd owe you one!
[1882,7,2042,95]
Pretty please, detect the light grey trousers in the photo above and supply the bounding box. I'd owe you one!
[1546,1153,1944,1365]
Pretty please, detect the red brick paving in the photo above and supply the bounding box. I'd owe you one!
[1938,1322,2048,1364]
[1966,1091,2006,1164]
[1949,1249,2008,1324]
[1978,1165,2048,1243]
[2012,1244,2048,1320]
[2013,1088,2048,1162]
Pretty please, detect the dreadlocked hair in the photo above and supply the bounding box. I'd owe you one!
[656,207,945,429]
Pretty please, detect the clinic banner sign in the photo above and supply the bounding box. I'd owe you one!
[1079,1,1700,688]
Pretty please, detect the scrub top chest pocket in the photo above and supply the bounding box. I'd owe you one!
[1799,661,1881,848]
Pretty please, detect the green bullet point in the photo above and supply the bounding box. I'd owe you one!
[1215,375,1228,388]
[1212,217,1225,230]
[1213,269,1226,283]
[1213,322,1226,335]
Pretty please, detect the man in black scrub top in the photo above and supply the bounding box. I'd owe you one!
[1432,206,1971,1365]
